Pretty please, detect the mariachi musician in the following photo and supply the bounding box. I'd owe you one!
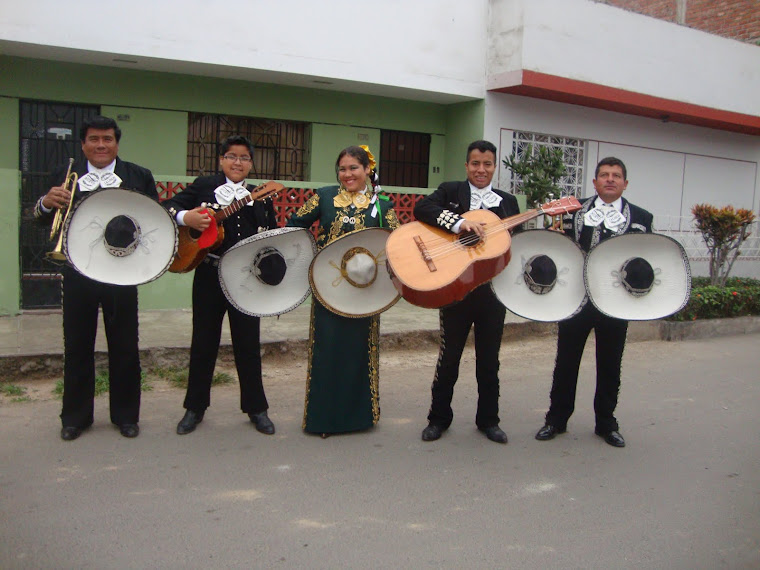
[162,135,279,436]
[34,115,157,441]
[414,140,520,445]
[535,156,653,448]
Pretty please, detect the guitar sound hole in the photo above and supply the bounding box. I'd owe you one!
[189,228,202,239]
[458,230,482,248]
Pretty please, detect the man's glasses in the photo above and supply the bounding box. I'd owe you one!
[223,155,252,163]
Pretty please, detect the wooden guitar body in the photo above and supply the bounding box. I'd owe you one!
[167,181,283,274]
[168,224,225,273]
[385,209,511,308]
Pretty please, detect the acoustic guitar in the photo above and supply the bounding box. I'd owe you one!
[385,196,582,308]
[168,181,284,273]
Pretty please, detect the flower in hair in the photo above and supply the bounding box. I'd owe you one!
[359,145,377,171]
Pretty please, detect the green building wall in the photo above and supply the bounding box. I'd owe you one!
[0,55,489,315]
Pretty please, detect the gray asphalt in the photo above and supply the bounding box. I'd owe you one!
[1,332,759,569]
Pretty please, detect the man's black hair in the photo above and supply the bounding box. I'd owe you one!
[220,135,254,157]
[466,140,497,162]
[595,156,627,180]
[79,116,121,142]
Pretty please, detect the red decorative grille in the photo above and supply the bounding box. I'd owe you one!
[156,181,424,226]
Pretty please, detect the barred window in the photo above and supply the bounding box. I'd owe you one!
[379,130,430,188]
[507,130,585,198]
[187,113,309,181]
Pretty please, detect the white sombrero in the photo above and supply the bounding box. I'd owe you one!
[490,229,587,322]
[584,233,691,321]
[63,187,178,286]
[309,227,400,318]
[219,227,316,317]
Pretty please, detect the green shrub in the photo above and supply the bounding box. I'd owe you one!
[668,277,760,321]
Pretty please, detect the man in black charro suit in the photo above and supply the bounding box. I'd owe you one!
[535,156,654,448]
[162,135,278,436]
[34,115,157,441]
[413,140,521,444]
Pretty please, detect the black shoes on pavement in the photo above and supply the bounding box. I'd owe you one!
[249,411,275,435]
[176,410,205,435]
[535,424,566,441]
[60,422,138,441]
[535,423,625,447]
[421,423,445,441]
[421,423,508,444]
[481,425,508,444]
[595,428,626,447]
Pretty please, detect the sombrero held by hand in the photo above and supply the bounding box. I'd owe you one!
[490,229,587,322]
[219,227,316,317]
[584,233,691,321]
[63,187,178,286]
[309,227,400,318]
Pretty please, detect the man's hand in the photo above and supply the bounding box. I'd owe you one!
[184,207,213,231]
[41,185,71,210]
[459,219,486,238]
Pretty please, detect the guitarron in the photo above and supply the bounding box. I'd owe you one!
[385,196,581,308]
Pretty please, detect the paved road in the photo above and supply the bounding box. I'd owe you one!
[1,334,759,569]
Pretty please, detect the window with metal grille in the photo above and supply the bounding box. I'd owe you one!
[379,130,430,188]
[507,130,585,198]
[187,113,309,181]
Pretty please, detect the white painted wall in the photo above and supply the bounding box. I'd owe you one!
[488,0,760,117]
[486,92,760,277]
[0,0,488,101]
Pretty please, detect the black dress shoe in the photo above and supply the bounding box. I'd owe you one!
[421,424,445,441]
[176,410,204,435]
[119,423,140,438]
[596,429,625,447]
[249,411,275,435]
[481,425,508,444]
[535,424,566,441]
[60,426,83,441]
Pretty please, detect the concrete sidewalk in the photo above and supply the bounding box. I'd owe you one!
[0,298,532,358]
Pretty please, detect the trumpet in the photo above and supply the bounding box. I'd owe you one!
[47,158,79,261]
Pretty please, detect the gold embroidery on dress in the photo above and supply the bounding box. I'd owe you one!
[295,193,319,217]
[333,188,370,210]
[385,209,400,230]
[368,315,381,424]
[303,302,317,429]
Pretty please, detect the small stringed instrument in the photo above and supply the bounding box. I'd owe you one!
[169,181,284,273]
[385,196,582,308]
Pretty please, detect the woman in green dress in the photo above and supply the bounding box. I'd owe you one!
[287,146,399,436]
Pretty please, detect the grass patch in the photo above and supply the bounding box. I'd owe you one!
[152,366,188,388]
[1,383,27,397]
[52,370,152,397]
[212,372,234,385]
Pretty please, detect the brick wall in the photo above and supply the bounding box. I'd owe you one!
[597,0,760,44]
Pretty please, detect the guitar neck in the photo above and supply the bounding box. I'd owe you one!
[213,182,281,223]
[499,208,546,231]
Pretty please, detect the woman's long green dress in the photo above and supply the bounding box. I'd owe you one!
[287,185,399,434]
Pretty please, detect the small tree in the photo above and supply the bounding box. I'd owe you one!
[502,144,567,209]
[692,204,756,286]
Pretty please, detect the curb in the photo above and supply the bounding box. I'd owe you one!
[2,317,758,383]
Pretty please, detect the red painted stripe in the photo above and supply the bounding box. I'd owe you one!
[491,70,760,136]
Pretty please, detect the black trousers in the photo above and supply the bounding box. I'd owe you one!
[545,302,628,433]
[428,284,506,430]
[183,261,268,415]
[60,266,141,428]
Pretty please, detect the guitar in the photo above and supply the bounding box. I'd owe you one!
[168,181,284,273]
[385,196,582,308]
